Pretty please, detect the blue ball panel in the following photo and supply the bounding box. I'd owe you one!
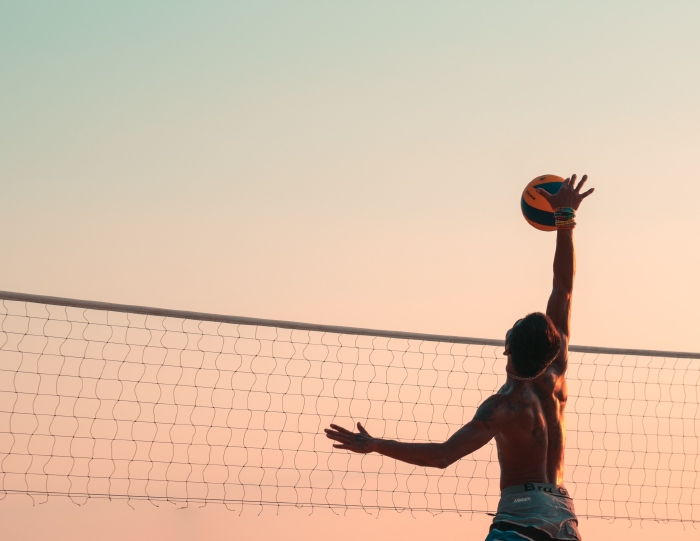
[521,196,555,227]
[532,182,562,195]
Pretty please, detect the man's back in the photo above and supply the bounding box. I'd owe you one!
[493,368,567,490]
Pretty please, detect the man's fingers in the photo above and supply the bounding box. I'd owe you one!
[329,424,354,435]
[535,188,552,202]
[328,436,353,446]
[333,444,350,450]
[569,174,576,187]
[580,188,595,198]
[575,175,588,193]
[325,431,351,443]
[326,430,351,440]
[357,422,368,435]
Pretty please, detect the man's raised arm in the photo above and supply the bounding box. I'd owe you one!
[537,174,594,375]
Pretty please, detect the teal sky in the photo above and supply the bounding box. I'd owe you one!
[2,1,699,350]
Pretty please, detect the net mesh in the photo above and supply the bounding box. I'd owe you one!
[1,297,699,522]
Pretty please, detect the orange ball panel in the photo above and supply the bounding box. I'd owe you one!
[524,216,557,232]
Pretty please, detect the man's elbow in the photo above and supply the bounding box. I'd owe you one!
[418,457,452,469]
[435,457,453,469]
[433,448,460,469]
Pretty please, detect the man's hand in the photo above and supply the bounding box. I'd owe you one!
[537,174,594,211]
[325,422,375,454]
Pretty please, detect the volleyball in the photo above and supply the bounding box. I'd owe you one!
[521,174,565,231]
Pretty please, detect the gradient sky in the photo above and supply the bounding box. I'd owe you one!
[1,2,699,539]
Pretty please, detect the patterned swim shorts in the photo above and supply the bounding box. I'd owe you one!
[485,483,581,541]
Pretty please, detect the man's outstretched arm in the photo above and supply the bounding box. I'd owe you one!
[538,174,594,375]
[324,394,507,469]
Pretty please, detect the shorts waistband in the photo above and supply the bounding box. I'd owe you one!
[501,483,571,499]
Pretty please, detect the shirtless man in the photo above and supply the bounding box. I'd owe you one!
[325,174,594,541]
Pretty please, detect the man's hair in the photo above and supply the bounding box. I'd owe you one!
[507,312,562,378]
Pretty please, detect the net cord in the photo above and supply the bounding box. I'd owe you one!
[0,291,696,359]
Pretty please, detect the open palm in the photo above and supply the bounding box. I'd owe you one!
[324,422,375,454]
[537,174,594,211]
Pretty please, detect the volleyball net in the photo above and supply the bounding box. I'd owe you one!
[1,292,699,522]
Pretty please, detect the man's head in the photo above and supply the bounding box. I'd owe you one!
[505,312,561,378]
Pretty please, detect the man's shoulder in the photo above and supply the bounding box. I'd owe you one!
[503,384,542,415]
[475,388,537,424]
[474,385,540,429]
[483,386,534,404]
[472,393,512,430]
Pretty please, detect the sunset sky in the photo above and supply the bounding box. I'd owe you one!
[2,2,699,540]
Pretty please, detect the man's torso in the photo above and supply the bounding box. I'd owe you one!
[494,366,568,490]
